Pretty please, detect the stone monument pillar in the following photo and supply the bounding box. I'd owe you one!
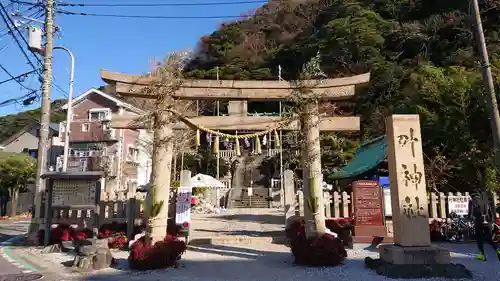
[283,169,295,227]
[379,115,450,264]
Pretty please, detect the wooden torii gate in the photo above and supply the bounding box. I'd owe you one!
[101,69,370,241]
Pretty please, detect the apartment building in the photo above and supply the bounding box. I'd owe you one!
[57,88,152,192]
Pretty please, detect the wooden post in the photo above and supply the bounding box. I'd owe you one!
[300,101,326,238]
[93,179,102,238]
[148,113,175,242]
[126,181,136,241]
[44,179,53,246]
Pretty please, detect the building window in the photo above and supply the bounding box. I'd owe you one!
[81,123,89,132]
[127,146,139,162]
[89,108,111,121]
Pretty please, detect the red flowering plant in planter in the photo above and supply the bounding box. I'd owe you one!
[36,224,93,245]
[108,235,128,249]
[128,234,187,270]
[98,222,127,238]
[286,219,347,266]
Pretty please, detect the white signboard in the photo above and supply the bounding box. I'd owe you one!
[175,187,192,225]
[52,180,96,208]
[383,188,392,216]
[448,195,469,216]
[247,187,253,196]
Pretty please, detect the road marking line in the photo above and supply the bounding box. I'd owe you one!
[1,235,40,273]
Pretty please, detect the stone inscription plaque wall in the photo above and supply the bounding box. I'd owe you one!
[353,180,384,226]
[52,180,96,208]
[386,114,430,247]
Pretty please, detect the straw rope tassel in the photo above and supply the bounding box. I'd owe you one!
[235,139,241,156]
[212,136,220,154]
[195,129,201,147]
[255,136,262,154]
[274,130,280,148]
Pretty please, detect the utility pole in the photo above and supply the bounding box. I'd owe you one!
[29,0,54,239]
[216,66,220,180]
[471,0,500,166]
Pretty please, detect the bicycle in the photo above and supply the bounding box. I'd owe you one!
[492,219,500,244]
[444,212,475,243]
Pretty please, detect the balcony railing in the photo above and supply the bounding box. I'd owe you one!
[56,155,118,176]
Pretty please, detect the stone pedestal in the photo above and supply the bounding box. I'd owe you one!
[353,225,389,243]
[379,244,451,265]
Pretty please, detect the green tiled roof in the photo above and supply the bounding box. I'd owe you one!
[328,136,386,180]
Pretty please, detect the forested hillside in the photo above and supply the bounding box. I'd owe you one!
[0,99,66,144]
[184,0,500,192]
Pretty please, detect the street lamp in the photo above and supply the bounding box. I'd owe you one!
[28,26,75,172]
[54,46,75,172]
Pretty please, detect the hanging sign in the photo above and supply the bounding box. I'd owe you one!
[175,186,192,224]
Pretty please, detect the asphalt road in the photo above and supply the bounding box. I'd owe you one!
[0,220,44,281]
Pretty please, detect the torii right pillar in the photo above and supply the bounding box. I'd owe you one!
[379,114,450,264]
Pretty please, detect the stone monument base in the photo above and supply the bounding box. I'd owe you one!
[379,244,450,264]
[353,225,390,244]
[365,257,472,279]
[365,244,471,279]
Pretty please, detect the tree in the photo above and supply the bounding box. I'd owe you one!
[173,149,230,178]
[182,0,500,193]
[0,153,36,217]
[0,99,66,144]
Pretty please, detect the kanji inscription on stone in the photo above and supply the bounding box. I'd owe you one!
[401,163,423,190]
[52,180,96,207]
[386,114,430,247]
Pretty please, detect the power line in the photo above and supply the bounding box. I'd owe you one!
[0,63,36,91]
[0,4,68,98]
[56,9,265,19]
[0,7,44,39]
[0,68,38,85]
[13,0,267,7]
[0,91,38,107]
[0,3,42,73]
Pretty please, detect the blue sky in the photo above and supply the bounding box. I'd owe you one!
[0,0,263,116]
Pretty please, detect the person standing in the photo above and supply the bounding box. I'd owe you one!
[468,190,500,261]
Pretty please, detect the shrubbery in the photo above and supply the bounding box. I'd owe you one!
[108,235,128,249]
[37,222,145,247]
[128,234,187,270]
[429,219,446,241]
[37,223,93,245]
[286,219,347,266]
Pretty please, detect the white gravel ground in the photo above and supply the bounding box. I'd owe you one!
[22,242,500,281]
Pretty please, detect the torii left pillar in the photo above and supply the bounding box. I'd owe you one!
[148,112,175,242]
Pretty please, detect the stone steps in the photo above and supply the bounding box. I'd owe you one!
[231,200,269,208]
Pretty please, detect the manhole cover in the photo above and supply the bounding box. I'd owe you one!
[0,273,43,281]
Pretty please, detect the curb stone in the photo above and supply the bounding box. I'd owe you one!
[0,236,40,274]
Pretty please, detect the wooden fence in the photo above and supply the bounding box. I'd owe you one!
[296,191,500,219]
[9,189,500,228]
